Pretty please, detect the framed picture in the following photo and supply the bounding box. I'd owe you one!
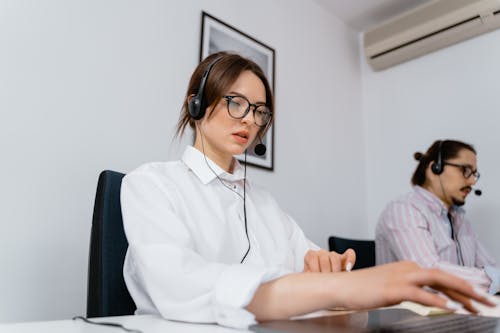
[200,12,275,170]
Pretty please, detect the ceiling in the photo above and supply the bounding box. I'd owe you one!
[314,0,435,32]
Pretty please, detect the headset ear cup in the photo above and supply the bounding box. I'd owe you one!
[431,161,443,175]
[188,56,224,121]
[188,96,203,120]
[431,140,444,175]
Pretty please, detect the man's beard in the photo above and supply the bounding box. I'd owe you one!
[452,197,465,207]
[452,186,472,207]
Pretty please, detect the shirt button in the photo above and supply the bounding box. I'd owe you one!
[233,185,237,189]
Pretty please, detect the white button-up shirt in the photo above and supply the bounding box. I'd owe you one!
[121,146,317,328]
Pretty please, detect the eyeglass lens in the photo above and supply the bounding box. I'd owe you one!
[225,96,271,127]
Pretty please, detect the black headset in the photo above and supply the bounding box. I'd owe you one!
[431,140,445,175]
[188,56,224,120]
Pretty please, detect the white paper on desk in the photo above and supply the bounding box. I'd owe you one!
[399,301,452,316]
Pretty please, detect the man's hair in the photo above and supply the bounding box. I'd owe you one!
[411,139,476,186]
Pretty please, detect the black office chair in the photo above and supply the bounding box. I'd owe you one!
[87,170,136,317]
[328,236,375,270]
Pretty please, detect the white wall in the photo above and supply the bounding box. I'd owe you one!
[362,29,500,263]
[0,0,365,322]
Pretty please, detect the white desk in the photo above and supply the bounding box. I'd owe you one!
[0,315,252,333]
[2,301,499,333]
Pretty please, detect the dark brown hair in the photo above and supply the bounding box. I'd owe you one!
[176,52,274,140]
[411,139,476,186]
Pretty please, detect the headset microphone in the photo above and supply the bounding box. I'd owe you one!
[254,133,266,156]
[474,188,482,196]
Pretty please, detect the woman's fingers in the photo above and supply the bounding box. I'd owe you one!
[440,289,477,314]
[320,252,333,272]
[303,250,320,272]
[341,249,356,271]
[303,261,310,273]
[408,268,494,311]
[328,252,341,272]
[303,249,358,273]
[304,249,347,273]
[405,286,468,312]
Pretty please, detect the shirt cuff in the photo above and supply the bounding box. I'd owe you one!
[485,266,500,294]
[212,264,284,329]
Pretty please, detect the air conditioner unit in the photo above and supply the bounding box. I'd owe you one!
[364,0,500,71]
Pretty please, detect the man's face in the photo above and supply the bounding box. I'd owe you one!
[437,148,478,207]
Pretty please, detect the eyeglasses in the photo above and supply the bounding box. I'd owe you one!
[444,162,480,180]
[223,95,272,127]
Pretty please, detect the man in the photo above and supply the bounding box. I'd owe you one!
[376,139,500,294]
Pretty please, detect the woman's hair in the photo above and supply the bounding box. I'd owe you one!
[411,139,476,186]
[176,51,274,140]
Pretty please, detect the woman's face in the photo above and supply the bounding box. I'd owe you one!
[195,70,266,169]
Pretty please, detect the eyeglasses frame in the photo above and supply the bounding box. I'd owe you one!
[443,162,480,180]
[223,95,272,127]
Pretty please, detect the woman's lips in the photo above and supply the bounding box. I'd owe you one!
[232,131,249,144]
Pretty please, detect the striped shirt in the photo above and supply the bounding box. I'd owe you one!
[376,186,500,293]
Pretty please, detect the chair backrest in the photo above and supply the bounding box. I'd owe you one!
[328,236,375,270]
[87,170,136,317]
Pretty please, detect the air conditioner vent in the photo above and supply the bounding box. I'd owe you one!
[364,0,500,71]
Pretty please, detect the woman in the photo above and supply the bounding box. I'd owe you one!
[120,52,493,329]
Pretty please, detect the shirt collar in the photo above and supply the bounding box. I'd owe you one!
[181,146,245,185]
[414,186,465,218]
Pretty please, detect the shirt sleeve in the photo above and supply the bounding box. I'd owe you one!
[485,266,500,294]
[120,171,284,329]
[286,214,320,271]
[473,227,498,269]
[472,224,500,294]
[378,201,492,291]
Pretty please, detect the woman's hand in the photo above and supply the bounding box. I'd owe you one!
[247,261,496,322]
[303,248,356,273]
[334,261,496,314]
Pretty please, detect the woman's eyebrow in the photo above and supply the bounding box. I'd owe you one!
[227,91,266,104]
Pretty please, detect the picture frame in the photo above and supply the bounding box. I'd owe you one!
[200,12,275,171]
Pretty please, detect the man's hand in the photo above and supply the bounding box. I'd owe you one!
[303,249,356,273]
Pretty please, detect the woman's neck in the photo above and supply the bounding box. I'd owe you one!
[193,142,234,173]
